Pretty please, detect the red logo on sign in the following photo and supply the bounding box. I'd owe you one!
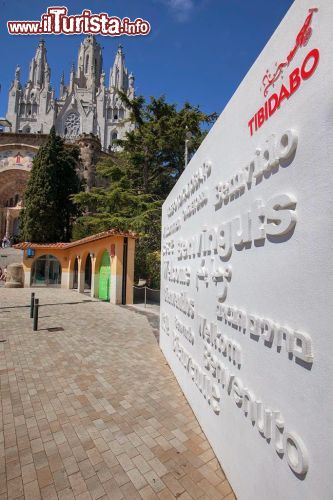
[248,7,320,137]
[261,7,318,97]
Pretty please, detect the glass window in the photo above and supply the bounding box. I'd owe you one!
[64,113,80,139]
[31,254,62,286]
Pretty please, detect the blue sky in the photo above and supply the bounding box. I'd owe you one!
[0,0,293,119]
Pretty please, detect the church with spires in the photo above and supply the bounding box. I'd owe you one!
[0,36,135,241]
[5,36,135,151]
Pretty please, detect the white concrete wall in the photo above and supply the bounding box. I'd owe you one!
[24,270,30,288]
[160,1,333,499]
[111,273,123,304]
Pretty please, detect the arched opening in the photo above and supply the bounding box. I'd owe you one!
[85,54,89,74]
[98,251,110,301]
[31,254,62,287]
[73,257,79,289]
[84,254,92,290]
[111,131,118,150]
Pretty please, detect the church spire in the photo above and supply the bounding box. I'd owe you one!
[60,71,65,97]
[127,72,135,99]
[109,45,129,91]
[15,65,21,84]
[76,35,103,93]
[28,39,50,89]
[10,65,21,92]
[70,62,76,92]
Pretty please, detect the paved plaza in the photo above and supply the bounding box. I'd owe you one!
[0,288,234,500]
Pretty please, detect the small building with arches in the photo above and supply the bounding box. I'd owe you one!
[14,229,137,304]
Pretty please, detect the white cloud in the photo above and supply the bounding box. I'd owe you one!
[165,0,195,21]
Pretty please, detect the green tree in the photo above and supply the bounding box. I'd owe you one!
[73,154,162,282]
[117,94,217,196]
[72,95,216,282]
[73,154,161,238]
[20,127,81,243]
[145,251,161,289]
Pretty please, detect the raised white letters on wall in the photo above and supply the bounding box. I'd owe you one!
[161,3,333,498]
[161,126,312,479]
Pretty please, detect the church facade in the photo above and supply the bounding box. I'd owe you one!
[1,36,135,241]
[5,36,135,150]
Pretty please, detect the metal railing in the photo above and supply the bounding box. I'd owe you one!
[133,285,160,307]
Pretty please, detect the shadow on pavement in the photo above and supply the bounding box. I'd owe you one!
[125,305,160,342]
[0,300,94,310]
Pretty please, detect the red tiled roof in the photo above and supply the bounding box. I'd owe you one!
[13,228,138,250]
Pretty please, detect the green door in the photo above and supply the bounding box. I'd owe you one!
[98,251,111,301]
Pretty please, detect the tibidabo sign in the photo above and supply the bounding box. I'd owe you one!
[160,1,333,499]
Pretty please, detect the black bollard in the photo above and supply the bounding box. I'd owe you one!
[33,298,39,331]
[30,292,35,318]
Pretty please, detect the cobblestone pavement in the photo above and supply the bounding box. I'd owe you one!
[0,288,234,500]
